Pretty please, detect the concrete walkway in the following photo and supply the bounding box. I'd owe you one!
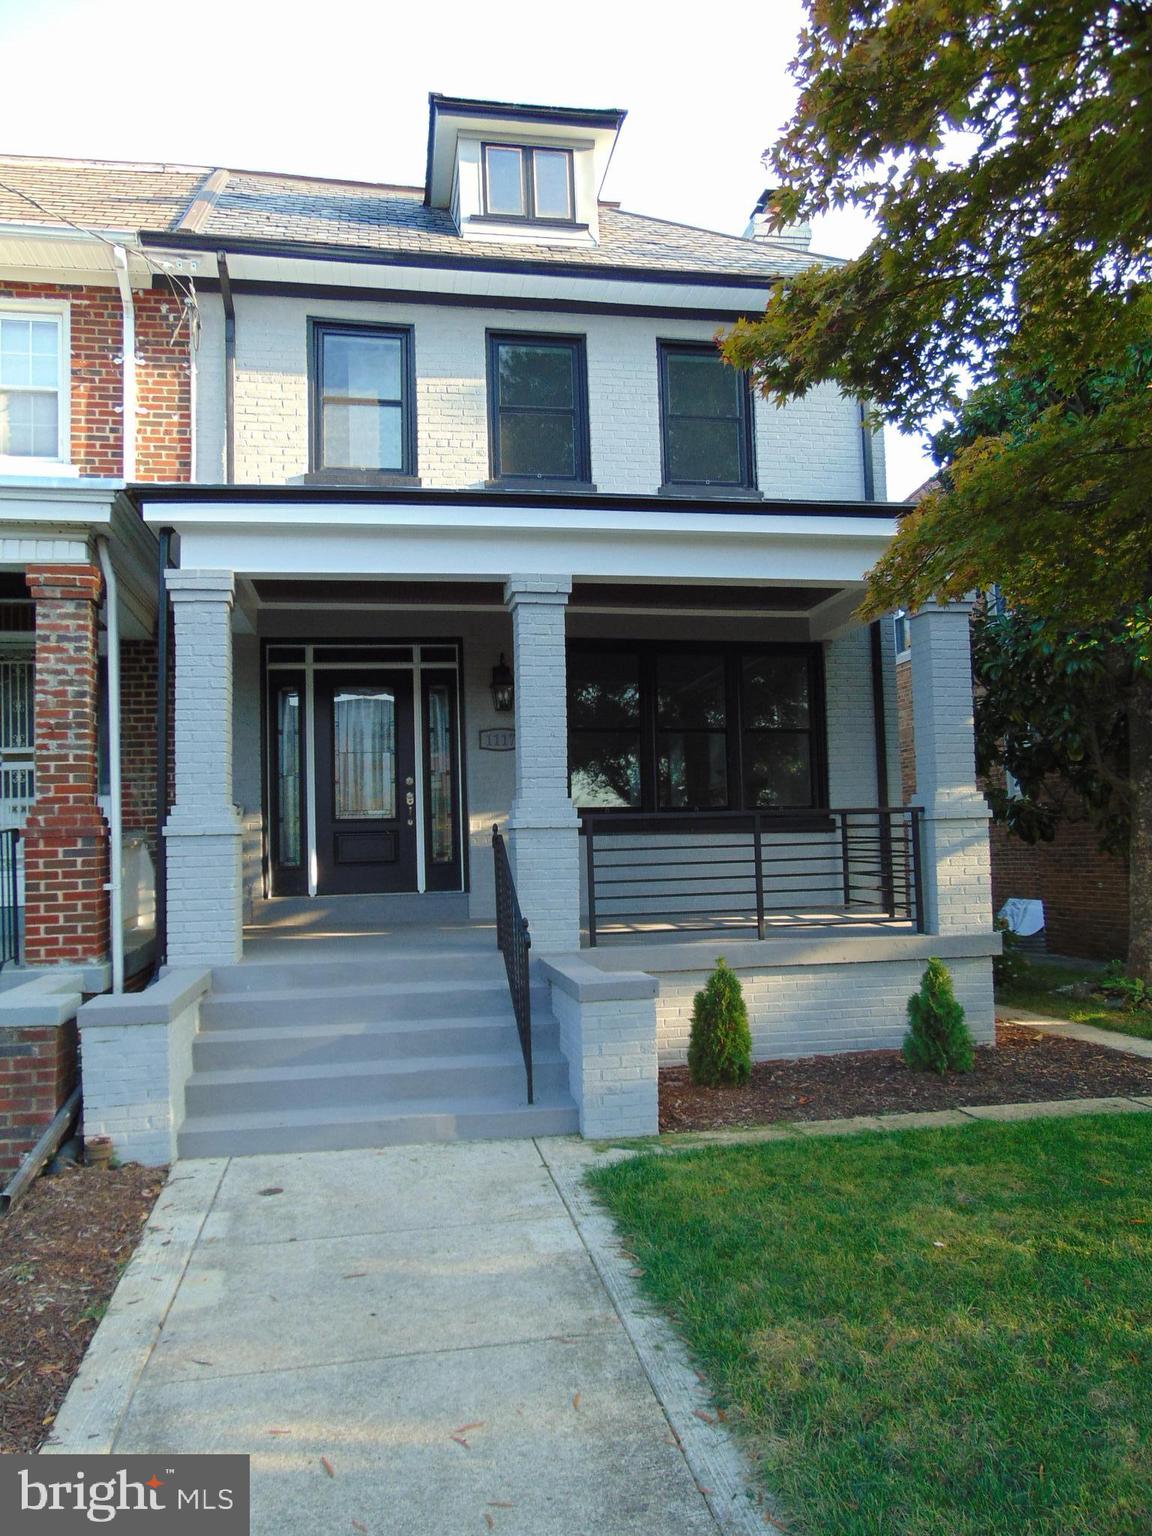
[46,1141,732,1536]
[998,1005,1152,1058]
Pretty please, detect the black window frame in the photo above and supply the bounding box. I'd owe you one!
[567,639,827,815]
[486,330,593,488]
[657,340,757,496]
[480,143,577,225]
[308,319,418,480]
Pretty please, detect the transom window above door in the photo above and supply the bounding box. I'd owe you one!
[0,310,67,463]
[482,144,575,222]
[487,333,592,486]
[658,342,756,494]
[310,322,416,477]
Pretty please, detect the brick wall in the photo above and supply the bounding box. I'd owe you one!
[23,565,109,966]
[0,279,190,479]
[0,1019,77,1175]
[990,818,1129,961]
[195,292,880,497]
[896,655,916,802]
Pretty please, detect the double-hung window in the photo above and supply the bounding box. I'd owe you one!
[658,341,756,493]
[0,307,68,464]
[487,332,591,485]
[482,145,575,222]
[311,322,415,477]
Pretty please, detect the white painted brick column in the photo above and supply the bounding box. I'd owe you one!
[503,575,581,954]
[909,600,993,934]
[164,570,244,966]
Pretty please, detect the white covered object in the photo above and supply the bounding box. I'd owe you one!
[998,897,1045,937]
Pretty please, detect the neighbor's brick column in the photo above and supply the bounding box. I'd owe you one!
[23,565,110,966]
[164,571,243,966]
[0,1016,78,1175]
[909,600,993,934]
[504,575,581,954]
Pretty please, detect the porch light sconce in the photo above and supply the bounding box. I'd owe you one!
[490,654,515,714]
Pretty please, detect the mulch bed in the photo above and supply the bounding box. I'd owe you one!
[0,1162,165,1453]
[660,1022,1152,1132]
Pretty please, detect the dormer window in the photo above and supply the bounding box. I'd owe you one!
[482,144,574,223]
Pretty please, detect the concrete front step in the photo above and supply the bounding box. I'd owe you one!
[192,1014,559,1071]
[184,1048,567,1116]
[177,1092,580,1158]
[211,951,506,995]
[200,979,551,1030]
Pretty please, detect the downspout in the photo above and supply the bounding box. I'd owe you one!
[112,247,137,481]
[858,401,876,502]
[153,528,176,976]
[217,252,236,481]
[95,539,124,994]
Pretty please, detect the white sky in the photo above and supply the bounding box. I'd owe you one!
[0,0,937,498]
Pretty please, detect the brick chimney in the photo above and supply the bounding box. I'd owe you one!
[743,187,812,251]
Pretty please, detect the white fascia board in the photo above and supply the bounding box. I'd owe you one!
[0,479,124,525]
[168,249,770,315]
[138,503,894,585]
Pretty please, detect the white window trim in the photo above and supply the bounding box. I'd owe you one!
[0,298,76,476]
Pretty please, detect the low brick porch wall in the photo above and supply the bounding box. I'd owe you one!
[0,975,85,1177]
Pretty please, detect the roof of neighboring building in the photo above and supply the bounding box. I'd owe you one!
[0,154,827,282]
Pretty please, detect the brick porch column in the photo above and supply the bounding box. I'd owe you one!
[164,570,243,966]
[23,564,110,967]
[503,575,580,954]
[909,600,993,934]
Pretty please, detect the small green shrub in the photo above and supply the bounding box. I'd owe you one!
[903,957,975,1074]
[1100,962,1152,1014]
[688,957,752,1087]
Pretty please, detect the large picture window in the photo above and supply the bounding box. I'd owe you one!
[487,333,591,485]
[311,322,415,475]
[658,341,755,492]
[567,643,823,812]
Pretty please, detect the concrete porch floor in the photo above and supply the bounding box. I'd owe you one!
[244,894,494,963]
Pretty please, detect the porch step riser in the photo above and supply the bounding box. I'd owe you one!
[200,986,551,1030]
[211,954,507,995]
[184,1057,569,1116]
[177,1102,580,1158]
[192,1020,559,1070]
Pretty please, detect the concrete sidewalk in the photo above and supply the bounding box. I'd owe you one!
[46,1140,728,1536]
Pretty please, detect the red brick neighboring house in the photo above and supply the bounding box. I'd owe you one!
[0,157,197,1172]
[894,482,1129,962]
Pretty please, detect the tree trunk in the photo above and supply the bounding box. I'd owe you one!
[1128,666,1152,982]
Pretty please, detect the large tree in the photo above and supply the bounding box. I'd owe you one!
[723,0,1152,976]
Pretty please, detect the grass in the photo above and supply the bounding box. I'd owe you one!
[589,1115,1152,1536]
[996,959,1152,1041]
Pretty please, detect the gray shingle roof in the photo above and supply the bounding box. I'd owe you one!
[0,156,207,232]
[0,156,822,280]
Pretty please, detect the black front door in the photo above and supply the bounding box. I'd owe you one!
[313,670,417,894]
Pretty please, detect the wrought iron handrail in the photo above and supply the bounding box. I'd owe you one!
[582,806,924,946]
[492,824,533,1103]
[0,827,21,970]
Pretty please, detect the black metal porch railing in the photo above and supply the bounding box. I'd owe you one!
[0,828,21,969]
[492,824,534,1103]
[582,806,924,946]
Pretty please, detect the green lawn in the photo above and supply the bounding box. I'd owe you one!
[997,959,1152,1041]
[589,1116,1152,1536]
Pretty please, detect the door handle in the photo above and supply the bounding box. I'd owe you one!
[405,792,415,808]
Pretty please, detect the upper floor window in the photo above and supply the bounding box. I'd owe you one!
[482,145,575,222]
[658,341,755,493]
[0,309,68,463]
[311,322,415,476]
[487,332,591,486]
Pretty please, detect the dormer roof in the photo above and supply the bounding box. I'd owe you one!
[423,94,626,209]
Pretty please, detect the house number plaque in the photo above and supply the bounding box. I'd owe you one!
[479,728,516,751]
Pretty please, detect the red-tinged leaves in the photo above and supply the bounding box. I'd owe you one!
[320,1456,335,1478]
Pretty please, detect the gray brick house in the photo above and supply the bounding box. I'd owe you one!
[1,95,998,1164]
